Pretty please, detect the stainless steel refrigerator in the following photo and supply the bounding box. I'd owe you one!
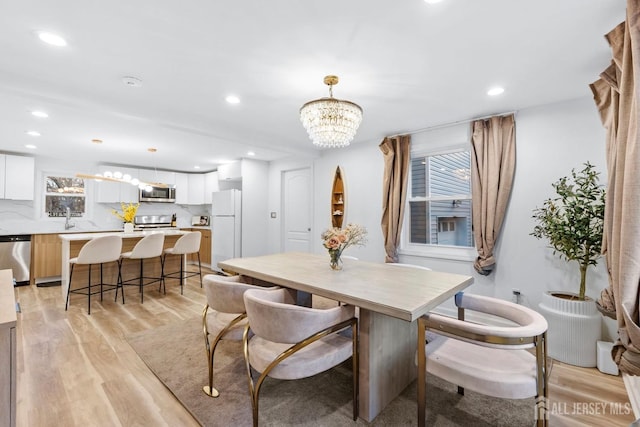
[211,189,242,271]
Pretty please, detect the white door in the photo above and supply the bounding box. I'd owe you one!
[283,168,312,252]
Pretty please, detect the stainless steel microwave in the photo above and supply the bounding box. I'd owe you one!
[139,185,176,203]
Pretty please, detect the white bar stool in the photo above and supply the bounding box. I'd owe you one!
[117,233,165,303]
[162,231,202,294]
[65,235,123,315]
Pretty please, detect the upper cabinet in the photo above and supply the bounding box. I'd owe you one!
[204,171,219,204]
[138,169,176,186]
[187,174,205,205]
[174,173,189,204]
[217,161,242,181]
[0,155,35,200]
[95,165,139,203]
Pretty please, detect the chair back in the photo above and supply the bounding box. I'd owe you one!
[171,231,201,254]
[77,235,122,264]
[244,288,355,344]
[387,262,432,271]
[129,233,165,259]
[203,274,277,313]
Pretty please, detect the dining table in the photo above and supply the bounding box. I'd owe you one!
[218,252,474,422]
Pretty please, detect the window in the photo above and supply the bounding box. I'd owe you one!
[406,149,473,249]
[44,176,86,217]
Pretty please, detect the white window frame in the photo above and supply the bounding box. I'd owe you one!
[400,144,476,262]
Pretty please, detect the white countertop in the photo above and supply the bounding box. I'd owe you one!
[58,229,188,241]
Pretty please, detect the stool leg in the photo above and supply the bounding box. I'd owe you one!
[180,254,184,295]
[140,258,144,303]
[99,263,104,302]
[160,255,166,294]
[197,252,202,288]
[65,264,75,311]
[88,264,92,315]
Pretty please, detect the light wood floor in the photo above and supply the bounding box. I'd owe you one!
[14,274,636,426]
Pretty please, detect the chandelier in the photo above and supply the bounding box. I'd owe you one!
[299,75,363,148]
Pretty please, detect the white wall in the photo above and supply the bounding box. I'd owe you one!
[269,96,611,324]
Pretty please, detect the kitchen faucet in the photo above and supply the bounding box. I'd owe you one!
[65,207,75,230]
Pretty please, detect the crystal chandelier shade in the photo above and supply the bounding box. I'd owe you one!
[299,75,363,148]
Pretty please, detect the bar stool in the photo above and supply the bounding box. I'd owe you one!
[65,235,123,315]
[161,231,202,294]
[117,233,165,303]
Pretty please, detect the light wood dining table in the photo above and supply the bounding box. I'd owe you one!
[219,252,474,422]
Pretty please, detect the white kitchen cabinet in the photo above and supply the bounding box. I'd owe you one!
[95,165,139,203]
[188,174,205,205]
[174,173,189,204]
[139,169,175,186]
[217,161,242,181]
[204,171,219,204]
[3,155,35,200]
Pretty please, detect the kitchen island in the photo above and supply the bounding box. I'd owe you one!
[59,229,190,303]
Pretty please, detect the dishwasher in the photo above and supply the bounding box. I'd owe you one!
[0,235,31,286]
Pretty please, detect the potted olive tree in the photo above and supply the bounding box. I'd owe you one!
[531,162,606,367]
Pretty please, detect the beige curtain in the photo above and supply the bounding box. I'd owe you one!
[590,1,640,376]
[470,114,516,275]
[380,135,411,263]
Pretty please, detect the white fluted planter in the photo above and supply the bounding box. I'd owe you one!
[539,291,601,367]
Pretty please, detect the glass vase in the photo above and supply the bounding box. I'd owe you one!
[124,222,134,233]
[329,253,343,271]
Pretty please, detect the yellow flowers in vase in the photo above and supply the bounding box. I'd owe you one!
[112,202,139,224]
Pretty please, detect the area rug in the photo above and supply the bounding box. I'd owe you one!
[126,317,534,426]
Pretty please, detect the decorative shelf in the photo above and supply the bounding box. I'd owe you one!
[331,166,345,228]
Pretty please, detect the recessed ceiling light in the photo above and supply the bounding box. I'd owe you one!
[225,95,240,104]
[247,151,256,156]
[122,76,143,87]
[37,32,67,47]
[26,131,41,137]
[424,0,444,4]
[194,165,201,169]
[487,86,505,96]
[31,111,49,118]
[25,144,37,149]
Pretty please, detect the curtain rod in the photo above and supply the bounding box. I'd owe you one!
[387,110,518,138]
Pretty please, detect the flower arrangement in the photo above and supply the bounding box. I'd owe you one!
[321,223,368,270]
[112,202,139,223]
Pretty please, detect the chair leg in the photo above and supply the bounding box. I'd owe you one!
[87,264,92,315]
[160,255,166,294]
[65,264,75,311]
[140,258,144,303]
[243,324,261,427]
[197,252,202,287]
[180,254,184,295]
[115,259,125,304]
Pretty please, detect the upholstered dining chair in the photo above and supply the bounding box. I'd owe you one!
[201,274,278,398]
[161,231,202,294]
[417,292,548,427]
[65,234,123,315]
[116,232,165,303]
[387,262,432,271]
[242,288,359,427]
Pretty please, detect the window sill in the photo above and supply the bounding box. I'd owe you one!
[399,245,476,262]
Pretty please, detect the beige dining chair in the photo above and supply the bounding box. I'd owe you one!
[65,234,123,315]
[116,232,165,303]
[161,231,202,294]
[201,274,278,398]
[417,292,548,427]
[387,262,432,270]
[242,287,359,427]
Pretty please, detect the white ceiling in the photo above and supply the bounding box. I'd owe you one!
[0,0,626,173]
